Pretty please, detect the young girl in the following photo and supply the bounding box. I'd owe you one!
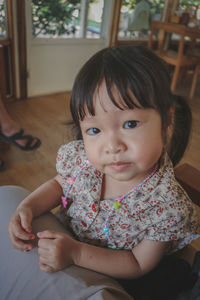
[8,45,200,282]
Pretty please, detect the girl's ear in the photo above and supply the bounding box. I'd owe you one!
[168,106,175,127]
[163,106,175,155]
[166,107,175,143]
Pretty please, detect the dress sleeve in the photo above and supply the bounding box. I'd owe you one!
[56,140,86,177]
[143,199,200,252]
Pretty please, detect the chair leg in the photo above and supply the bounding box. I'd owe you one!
[171,64,181,93]
[189,65,200,100]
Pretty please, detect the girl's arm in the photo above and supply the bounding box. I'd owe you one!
[76,238,168,278]
[37,230,168,279]
[17,175,63,217]
[8,175,63,251]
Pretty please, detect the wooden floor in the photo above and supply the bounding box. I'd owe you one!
[0,92,73,190]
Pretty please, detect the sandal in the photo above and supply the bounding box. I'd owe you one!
[0,159,5,171]
[0,128,41,151]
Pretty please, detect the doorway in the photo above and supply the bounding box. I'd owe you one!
[24,0,115,97]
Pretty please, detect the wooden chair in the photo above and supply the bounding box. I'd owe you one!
[189,64,200,100]
[174,163,200,265]
[175,163,200,208]
[148,21,200,93]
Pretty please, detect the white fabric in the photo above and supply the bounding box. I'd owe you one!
[0,185,133,300]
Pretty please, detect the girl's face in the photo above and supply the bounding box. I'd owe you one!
[80,82,163,187]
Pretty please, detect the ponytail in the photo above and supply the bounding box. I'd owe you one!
[168,95,192,166]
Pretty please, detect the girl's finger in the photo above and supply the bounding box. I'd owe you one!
[9,215,34,241]
[38,245,49,256]
[38,237,53,249]
[19,211,33,233]
[12,223,35,241]
[37,230,63,239]
[11,235,34,252]
[39,262,54,273]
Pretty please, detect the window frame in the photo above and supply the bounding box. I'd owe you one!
[29,0,110,42]
[0,0,9,40]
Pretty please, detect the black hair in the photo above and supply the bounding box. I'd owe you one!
[70,44,191,166]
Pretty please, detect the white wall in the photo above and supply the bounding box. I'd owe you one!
[27,40,106,97]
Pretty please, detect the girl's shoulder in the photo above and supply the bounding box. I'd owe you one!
[56,140,87,176]
[57,140,85,157]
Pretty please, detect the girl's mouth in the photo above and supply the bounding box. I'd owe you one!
[109,162,131,171]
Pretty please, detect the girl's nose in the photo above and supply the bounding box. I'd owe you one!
[105,138,126,154]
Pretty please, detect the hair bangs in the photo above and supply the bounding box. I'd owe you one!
[70,45,170,129]
[103,47,157,110]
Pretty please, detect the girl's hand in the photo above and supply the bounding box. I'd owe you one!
[8,206,35,252]
[37,230,80,273]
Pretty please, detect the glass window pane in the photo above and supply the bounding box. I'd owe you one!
[32,0,81,38]
[31,0,105,39]
[0,0,8,39]
[118,0,164,41]
[86,0,104,38]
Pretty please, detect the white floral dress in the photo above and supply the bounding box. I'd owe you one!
[55,140,200,253]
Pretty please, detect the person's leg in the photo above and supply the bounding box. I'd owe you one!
[0,95,16,132]
[0,95,40,149]
[0,157,5,171]
[0,185,133,300]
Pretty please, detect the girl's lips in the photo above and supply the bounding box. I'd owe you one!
[109,162,131,171]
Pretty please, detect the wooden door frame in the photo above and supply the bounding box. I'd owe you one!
[0,0,16,100]
[16,0,27,99]
[7,0,18,99]
[108,0,122,46]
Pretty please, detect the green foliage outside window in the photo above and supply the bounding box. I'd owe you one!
[2,0,200,39]
[32,0,96,37]
[0,0,7,37]
[32,0,80,37]
[122,0,200,18]
[179,0,200,9]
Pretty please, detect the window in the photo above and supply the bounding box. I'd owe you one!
[31,0,105,39]
[118,0,165,41]
[0,0,8,39]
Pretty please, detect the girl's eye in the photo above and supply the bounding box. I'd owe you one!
[124,120,139,129]
[87,128,100,135]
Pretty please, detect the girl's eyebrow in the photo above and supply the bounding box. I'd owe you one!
[81,108,149,124]
[80,116,98,125]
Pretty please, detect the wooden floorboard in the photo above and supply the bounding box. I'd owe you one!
[0,92,73,190]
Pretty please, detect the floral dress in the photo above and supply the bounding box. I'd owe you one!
[55,140,200,253]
